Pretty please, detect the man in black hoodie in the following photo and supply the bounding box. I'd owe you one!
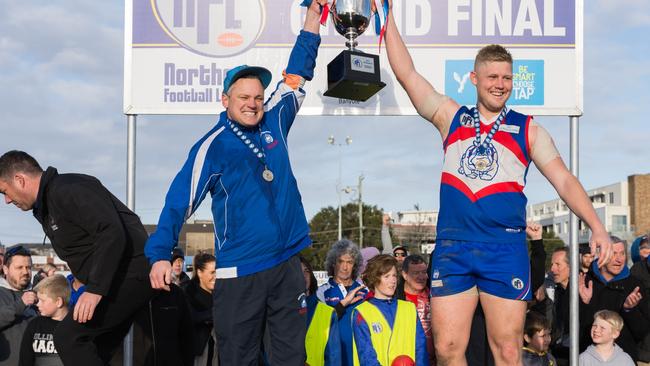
[578,236,650,361]
[0,150,155,365]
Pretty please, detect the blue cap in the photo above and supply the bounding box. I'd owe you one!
[223,65,272,94]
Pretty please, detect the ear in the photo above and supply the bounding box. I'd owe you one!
[470,71,478,86]
[612,329,621,340]
[56,297,64,308]
[523,334,531,344]
[13,173,26,188]
[401,270,408,281]
[2,265,7,274]
[221,93,229,109]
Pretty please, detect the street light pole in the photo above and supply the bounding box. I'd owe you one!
[328,135,352,240]
[358,174,364,248]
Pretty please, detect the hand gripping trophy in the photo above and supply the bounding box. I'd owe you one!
[323,0,387,101]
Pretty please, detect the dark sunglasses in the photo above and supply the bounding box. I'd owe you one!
[394,252,406,257]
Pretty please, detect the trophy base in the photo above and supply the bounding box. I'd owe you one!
[324,50,386,102]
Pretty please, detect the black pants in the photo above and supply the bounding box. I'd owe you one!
[213,255,307,366]
[54,276,155,365]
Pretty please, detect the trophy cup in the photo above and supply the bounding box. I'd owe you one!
[323,0,386,101]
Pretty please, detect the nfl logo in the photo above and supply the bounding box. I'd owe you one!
[460,113,473,127]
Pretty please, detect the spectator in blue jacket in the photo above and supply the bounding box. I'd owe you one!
[145,1,327,364]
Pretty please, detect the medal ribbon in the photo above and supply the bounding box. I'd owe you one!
[472,106,507,151]
[227,119,269,170]
[374,0,389,52]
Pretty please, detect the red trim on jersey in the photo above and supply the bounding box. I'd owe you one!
[441,173,525,202]
[493,130,528,166]
[525,115,532,159]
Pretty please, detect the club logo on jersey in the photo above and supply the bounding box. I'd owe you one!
[432,269,440,280]
[152,0,265,58]
[371,322,383,334]
[511,278,525,290]
[261,131,278,150]
[458,144,499,181]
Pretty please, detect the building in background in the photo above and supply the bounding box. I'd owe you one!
[629,174,650,236]
[386,209,437,254]
[526,174,650,244]
[144,219,215,256]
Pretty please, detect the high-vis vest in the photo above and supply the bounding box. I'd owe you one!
[306,302,335,366]
[352,300,417,366]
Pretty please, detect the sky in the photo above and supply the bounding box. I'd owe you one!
[0,0,649,245]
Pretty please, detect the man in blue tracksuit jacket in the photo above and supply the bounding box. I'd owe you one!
[145,2,326,364]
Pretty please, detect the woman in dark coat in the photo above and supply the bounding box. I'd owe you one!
[183,253,217,366]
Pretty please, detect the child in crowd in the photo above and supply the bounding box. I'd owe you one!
[18,274,70,366]
[579,310,635,365]
[522,311,556,366]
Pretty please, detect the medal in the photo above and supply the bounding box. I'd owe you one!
[227,120,274,183]
[457,106,507,181]
[262,168,274,182]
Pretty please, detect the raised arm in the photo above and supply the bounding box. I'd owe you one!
[303,0,327,34]
[383,0,458,139]
[530,122,612,267]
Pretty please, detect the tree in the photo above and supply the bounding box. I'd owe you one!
[538,230,566,269]
[303,202,386,270]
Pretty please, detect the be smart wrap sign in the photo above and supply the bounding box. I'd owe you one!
[124,0,582,116]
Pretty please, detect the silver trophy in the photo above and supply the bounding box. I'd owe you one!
[323,0,386,101]
[331,0,372,50]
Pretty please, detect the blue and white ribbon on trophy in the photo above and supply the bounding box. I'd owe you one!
[373,0,389,51]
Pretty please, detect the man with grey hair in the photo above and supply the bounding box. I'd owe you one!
[579,236,650,362]
[316,239,368,366]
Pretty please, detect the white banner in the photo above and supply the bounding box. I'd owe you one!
[124,0,582,116]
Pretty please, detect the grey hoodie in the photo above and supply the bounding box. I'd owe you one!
[0,279,38,366]
[579,344,635,366]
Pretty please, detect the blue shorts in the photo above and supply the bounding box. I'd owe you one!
[429,239,531,300]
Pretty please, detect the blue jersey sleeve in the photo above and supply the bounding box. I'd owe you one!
[145,125,224,264]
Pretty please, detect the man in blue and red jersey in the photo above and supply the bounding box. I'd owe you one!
[145,1,327,365]
[382,0,613,364]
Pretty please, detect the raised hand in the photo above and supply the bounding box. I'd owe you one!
[526,222,542,240]
[578,272,593,304]
[623,286,643,310]
[341,285,366,307]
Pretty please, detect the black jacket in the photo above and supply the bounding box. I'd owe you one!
[183,280,214,356]
[631,258,650,362]
[32,167,149,296]
[579,263,650,361]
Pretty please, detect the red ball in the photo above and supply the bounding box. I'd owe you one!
[391,355,415,366]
